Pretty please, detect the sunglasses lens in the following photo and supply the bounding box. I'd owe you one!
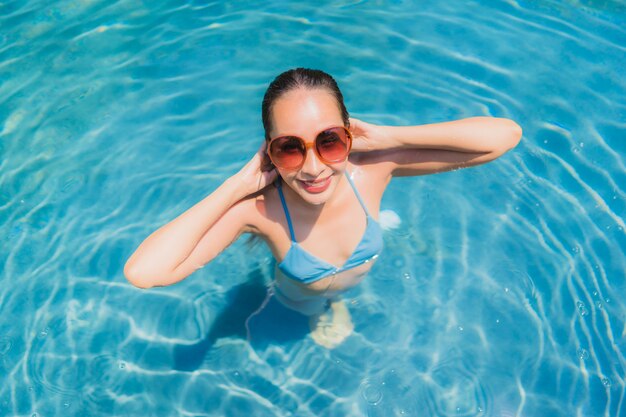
[269,137,305,170]
[269,127,351,170]
[316,127,350,162]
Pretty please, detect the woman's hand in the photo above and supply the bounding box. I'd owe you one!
[234,141,278,195]
[349,117,392,152]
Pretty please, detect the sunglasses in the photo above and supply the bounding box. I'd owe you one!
[267,126,352,171]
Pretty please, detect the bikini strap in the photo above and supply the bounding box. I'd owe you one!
[344,170,371,217]
[275,179,297,242]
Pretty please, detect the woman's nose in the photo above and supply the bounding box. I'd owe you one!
[300,147,323,175]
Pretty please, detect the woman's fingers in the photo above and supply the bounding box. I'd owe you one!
[246,142,267,168]
[253,141,273,172]
[349,117,368,138]
[263,167,278,185]
[241,141,278,192]
[254,166,277,191]
[349,117,361,127]
[348,118,384,152]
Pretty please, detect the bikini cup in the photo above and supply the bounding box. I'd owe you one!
[275,171,384,284]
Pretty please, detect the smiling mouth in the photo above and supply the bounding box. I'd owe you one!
[298,176,332,193]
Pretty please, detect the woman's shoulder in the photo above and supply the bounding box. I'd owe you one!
[348,153,394,185]
[345,158,393,205]
[233,183,282,233]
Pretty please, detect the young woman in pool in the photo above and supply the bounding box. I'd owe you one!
[124,68,522,348]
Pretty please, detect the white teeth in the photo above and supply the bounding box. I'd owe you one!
[303,178,329,186]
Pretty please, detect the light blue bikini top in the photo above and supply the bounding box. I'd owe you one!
[275,171,384,284]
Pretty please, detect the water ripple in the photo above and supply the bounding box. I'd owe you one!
[1,0,626,415]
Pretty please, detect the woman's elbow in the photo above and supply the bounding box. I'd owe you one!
[488,118,522,158]
[503,118,522,151]
[123,262,155,289]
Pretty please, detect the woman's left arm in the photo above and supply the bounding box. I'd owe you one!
[350,117,522,177]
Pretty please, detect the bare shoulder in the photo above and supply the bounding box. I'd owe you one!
[346,153,395,211]
[234,185,283,236]
[348,152,395,188]
[234,184,289,259]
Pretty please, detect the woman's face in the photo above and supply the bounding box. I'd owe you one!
[268,88,348,206]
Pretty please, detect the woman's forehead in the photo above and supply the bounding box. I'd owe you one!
[270,88,343,135]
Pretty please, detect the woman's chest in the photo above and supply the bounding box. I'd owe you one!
[265,201,372,268]
[274,260,373,295]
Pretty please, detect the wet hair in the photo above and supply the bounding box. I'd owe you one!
[262,68,349,140]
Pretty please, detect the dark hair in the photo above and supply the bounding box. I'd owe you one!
[262,68,349,140]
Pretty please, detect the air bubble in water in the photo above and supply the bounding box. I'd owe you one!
[360,380,383,405]
[602,377,611,387]
[576,301,588,317]
[393,258,405,268]
[576,348,589,360]
[119,362,126,369]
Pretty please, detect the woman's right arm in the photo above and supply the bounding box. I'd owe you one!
[123,144,276,289]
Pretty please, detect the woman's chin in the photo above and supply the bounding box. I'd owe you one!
[297,189,332,205]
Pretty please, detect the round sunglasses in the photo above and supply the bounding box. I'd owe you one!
[267,126,352,171]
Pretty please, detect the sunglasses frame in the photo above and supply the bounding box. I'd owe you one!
[267,126,353,171]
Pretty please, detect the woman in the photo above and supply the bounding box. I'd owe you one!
[124,68,522,348]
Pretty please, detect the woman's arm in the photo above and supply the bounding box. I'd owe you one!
[124,144,276,289]
[350,117,522,177]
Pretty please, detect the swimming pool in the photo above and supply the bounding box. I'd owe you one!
[1,0,625,415]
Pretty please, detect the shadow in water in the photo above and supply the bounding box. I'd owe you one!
[173,267,309,371]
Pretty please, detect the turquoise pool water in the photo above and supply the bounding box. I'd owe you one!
[1,0,625,416]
